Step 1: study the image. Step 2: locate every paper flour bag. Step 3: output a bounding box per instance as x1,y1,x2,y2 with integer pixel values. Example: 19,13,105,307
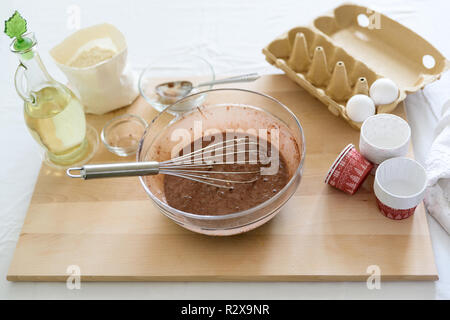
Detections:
50,23,138,114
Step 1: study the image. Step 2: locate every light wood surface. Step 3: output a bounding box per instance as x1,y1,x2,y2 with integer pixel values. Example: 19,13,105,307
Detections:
7,75,438,282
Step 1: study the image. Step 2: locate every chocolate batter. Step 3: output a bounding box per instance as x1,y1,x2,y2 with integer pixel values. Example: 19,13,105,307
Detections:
163,133,289,215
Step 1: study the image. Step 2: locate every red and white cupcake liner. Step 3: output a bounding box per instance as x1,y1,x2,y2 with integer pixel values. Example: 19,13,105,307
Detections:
374,157,427,220
376,199,416,220
325,144,374,195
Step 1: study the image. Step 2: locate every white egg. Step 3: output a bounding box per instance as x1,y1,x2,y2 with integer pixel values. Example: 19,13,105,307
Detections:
346,94,376,123
369,78,399,105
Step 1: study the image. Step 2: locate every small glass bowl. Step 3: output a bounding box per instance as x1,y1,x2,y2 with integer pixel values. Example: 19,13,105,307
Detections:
138,54,215,113
101,114,148,157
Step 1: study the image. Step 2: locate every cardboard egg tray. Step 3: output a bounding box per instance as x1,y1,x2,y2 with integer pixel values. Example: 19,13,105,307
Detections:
263,4,450,129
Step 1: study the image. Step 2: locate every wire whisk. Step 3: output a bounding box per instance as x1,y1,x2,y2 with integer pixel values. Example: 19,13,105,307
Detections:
67,137,269,188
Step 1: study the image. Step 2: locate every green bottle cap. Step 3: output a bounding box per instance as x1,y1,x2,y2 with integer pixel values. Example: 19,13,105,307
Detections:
4,11,33,51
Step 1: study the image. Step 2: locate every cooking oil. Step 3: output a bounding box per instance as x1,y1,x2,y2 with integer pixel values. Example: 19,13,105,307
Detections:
24,86,88,165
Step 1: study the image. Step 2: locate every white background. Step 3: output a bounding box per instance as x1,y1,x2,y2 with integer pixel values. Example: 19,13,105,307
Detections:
0,0,449,299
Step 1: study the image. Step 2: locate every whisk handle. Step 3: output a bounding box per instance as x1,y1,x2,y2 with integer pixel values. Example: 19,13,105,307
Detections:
66,161,160,179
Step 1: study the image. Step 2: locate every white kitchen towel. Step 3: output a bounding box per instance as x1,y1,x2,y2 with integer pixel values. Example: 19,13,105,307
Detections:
424,100,450,234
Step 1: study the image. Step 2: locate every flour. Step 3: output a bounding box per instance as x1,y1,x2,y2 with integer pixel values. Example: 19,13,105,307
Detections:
69,46,116,68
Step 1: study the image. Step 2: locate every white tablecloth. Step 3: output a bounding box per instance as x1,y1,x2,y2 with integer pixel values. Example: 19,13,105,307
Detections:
0,0,449,299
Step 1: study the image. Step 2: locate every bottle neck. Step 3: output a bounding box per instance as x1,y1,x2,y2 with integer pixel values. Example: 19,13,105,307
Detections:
17,48,54,92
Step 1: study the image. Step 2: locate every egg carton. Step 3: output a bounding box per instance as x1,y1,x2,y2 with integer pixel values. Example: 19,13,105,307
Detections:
262,3,450,129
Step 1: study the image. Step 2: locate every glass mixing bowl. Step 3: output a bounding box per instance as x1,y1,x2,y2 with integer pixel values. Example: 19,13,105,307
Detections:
137,88,305,236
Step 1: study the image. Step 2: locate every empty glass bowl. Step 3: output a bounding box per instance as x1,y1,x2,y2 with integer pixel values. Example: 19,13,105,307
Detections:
101,114,148,157
138,54,215,113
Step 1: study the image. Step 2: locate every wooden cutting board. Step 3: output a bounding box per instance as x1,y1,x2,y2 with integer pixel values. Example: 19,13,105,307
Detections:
7,75,437,282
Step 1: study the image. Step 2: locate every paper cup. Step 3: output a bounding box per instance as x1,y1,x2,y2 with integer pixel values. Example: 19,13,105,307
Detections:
360,114,411,164
374,157,427,220
325,144,373,195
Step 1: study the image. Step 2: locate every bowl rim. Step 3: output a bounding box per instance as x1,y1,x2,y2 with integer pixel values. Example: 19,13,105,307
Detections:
137,88,306,221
